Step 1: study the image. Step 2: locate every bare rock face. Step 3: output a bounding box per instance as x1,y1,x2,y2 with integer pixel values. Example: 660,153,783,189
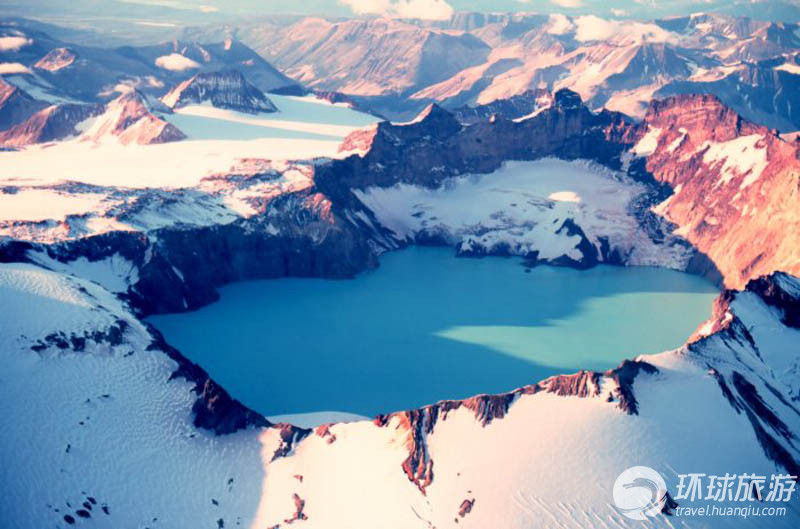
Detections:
243,17,491,97
327,88,630,193
161,69,278,114
637,93,800,288
284,493,308,524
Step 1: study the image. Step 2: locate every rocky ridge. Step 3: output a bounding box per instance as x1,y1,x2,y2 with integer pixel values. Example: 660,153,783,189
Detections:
0,88,186,146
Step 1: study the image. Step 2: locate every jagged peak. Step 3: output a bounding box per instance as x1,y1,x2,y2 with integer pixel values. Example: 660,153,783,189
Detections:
110,87,148,106
401,103,462,136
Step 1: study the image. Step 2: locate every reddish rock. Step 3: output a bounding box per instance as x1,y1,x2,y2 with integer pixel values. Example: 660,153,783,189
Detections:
638,93,800,289
458,498,475,518
283,493,308,524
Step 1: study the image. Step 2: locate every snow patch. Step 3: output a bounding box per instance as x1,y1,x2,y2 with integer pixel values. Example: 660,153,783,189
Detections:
155,53,201,72
548,190,581,203
0,189,113,222
775,62,800,75
0,62,33,75
0,36,32,51
701,134,768,189
632,126,662,157
667,128,688,153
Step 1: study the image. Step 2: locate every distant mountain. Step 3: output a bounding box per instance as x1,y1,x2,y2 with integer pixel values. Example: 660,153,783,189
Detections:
220,17,492,96
0,102,100,146
0,20,301,105
119,38,297,94
656,62,800,132
0,88,185,147
161,69,277,114
212,12,800,130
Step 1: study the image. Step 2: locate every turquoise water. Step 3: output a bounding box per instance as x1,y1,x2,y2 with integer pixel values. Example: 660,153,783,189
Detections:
148,247,718,418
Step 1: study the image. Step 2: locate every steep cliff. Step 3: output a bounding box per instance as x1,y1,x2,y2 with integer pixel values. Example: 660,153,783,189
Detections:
635,93,800,288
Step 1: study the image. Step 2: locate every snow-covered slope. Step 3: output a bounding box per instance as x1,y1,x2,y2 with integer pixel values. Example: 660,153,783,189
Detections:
354,158,685,268
0,91,379,242
0,261,276,528
0,88,185,147
75,89,185,145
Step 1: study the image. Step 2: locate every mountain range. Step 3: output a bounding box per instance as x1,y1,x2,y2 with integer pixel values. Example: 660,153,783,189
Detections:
183,12,800,128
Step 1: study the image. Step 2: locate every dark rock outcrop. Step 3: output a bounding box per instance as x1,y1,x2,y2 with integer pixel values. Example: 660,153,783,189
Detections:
457,498,475,519
161,69,278,114
452,88,552,124
326,88,632,195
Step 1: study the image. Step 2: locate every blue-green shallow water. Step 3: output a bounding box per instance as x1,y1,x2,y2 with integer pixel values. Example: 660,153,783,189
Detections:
148,247,719,418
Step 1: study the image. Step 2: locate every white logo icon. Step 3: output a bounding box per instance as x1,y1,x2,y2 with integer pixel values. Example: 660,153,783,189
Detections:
613,466,669,520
